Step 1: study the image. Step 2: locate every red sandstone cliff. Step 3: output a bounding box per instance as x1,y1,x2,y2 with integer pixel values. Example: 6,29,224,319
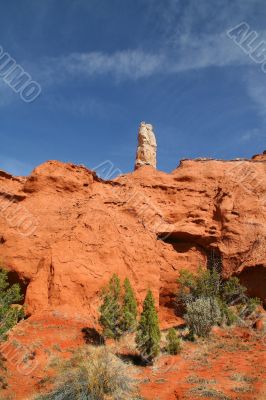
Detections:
0,154,265,324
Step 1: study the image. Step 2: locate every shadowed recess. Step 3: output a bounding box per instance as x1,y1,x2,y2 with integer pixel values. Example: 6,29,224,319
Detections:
238,265,266,307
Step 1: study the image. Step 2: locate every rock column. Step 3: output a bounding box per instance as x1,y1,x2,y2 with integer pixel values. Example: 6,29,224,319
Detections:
135,122,157,169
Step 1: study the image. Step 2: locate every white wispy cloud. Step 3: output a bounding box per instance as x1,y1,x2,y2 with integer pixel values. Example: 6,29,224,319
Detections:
35,50,165,85
35,37,249,87
33,1,263,85
0,0,263,88
0,80,16,106
1,0,265,120
169,33,251,72
239,128,265,142
245,70,266,119
146,0,265,72
63,50,165,79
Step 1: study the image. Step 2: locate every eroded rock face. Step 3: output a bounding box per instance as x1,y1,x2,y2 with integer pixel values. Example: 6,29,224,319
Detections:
135,122,157,169
252,150,266,161
0,156,265,324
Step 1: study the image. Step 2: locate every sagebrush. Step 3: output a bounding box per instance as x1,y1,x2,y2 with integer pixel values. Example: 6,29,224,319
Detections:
185,297,221,337
35,346,137,400
177,267,261,337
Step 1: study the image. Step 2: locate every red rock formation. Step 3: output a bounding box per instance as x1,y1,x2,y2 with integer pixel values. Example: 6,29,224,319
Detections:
0,156,265,324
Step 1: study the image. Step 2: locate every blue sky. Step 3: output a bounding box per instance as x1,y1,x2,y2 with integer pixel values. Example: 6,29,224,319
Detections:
0,0,266,176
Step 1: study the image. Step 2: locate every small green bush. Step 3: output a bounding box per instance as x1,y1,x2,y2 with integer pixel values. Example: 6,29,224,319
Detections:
218,299,238,326
176,267,261,337
221,277,246,304
176,267,221,306
238,297,262,319
0,268,24,341
184,297,221,337
166,328,181,355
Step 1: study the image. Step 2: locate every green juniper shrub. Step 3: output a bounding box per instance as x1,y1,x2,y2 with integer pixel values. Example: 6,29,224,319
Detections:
136,289,161,364
221,277,246,304
176,267,221,306
217,298,238,326
238,297,262,319
177,266,262,337
194,267,221,299
220,278,261,322
120,278,138,334
0,268,24,341
99,274,122,340
225,307,238,326
175,269,196,306
166,328,181,355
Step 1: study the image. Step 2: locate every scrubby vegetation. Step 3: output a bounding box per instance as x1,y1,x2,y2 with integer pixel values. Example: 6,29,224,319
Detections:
1,268,261,400
185,297,221,337
99,274,123,339
35,346,138,400
176,267,261,338
98,268,261,359
120,278,138,333
136,289,161,363
166,328,181,355
99,274,138,340
99,276,162,363
0,268,24,341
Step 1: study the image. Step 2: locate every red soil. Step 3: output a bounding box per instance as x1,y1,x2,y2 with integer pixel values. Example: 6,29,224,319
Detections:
139,328,266,400
0,314,265,399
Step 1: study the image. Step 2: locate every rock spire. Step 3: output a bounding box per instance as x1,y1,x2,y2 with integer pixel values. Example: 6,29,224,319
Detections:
135,122,157,169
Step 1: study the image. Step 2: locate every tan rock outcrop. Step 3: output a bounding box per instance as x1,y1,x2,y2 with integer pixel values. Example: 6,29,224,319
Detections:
0,155,265,324
252,150,266,161
135,122,157,169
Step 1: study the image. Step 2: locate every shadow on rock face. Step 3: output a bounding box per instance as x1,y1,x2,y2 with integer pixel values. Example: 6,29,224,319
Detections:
238,265,266,307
